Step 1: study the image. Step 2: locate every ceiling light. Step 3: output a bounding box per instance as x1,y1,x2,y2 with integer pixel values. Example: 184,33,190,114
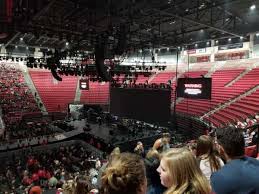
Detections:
250,4,256,10
256,33,259,37
167,47,170,51
195,44,198,47
216,40,219,43
207,42,210,45
15,45,18,48
228,38,231,41
20,37,23,41
66,42,69,46
200,29,204,32
169,20,176,25
26,46,29,50
177,46,181,50
158,48,161,52
240,36,244,40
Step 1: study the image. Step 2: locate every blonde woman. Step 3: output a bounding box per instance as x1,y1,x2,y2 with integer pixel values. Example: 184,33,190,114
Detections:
196,135,224,181
100,152,147,194
157,148,211,194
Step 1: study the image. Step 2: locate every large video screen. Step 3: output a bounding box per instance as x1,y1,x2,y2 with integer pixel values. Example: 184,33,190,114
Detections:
110,88,171,123
177,78,212,99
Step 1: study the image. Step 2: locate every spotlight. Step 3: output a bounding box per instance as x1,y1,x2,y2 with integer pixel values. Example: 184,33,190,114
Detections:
228,38,231,42
250,4,256,10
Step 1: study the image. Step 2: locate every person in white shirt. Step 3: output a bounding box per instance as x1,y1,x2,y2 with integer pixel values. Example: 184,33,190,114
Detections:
196,135,224,182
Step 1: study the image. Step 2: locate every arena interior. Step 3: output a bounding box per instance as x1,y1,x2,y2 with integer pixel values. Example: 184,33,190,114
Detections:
0,0,259,193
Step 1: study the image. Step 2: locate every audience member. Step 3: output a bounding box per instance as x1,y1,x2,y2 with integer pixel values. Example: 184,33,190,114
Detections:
153,133,170,152
74,175,92,194
196,135,224,181
100,152,147,194
211,127,259,194
134,141,145,157
29,186,42,194
157,148,211,194
97,147,121,187
144,148,165,194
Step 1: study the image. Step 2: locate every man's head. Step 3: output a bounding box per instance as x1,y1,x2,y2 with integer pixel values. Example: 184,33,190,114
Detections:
216,127,245,160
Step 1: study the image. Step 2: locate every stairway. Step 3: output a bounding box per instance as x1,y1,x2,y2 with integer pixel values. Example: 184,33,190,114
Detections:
74,77,82,103
22,69,48,114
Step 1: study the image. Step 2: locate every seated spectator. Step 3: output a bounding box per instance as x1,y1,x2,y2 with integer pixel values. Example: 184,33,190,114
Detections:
144,148,165,194
153,133,170,152
100,152,147,194
97,147,121,187
211,127,259,194
29,186,42,194
134,141,145,157
74,175,92,194
157,148,211,194
62,180,75,194
196,135,224,181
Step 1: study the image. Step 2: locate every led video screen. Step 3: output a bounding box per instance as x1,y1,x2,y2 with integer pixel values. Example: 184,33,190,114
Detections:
177,78,212,99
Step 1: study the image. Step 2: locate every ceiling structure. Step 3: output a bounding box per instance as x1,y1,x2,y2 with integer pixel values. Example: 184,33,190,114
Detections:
1,0,259,54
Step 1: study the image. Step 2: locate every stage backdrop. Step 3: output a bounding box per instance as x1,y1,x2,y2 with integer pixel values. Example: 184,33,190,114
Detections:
110,88,171,123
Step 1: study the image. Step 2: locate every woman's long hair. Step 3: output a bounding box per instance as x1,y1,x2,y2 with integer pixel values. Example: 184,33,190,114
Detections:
162,148,211,194
196,135,221,172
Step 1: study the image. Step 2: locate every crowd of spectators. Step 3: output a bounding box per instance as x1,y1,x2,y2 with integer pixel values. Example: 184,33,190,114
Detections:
0,63,40,141
0,63,38,117
0,143,100,194
0,122,258,193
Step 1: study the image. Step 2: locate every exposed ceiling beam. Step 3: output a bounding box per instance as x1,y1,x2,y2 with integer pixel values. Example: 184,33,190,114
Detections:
158,9,242,37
